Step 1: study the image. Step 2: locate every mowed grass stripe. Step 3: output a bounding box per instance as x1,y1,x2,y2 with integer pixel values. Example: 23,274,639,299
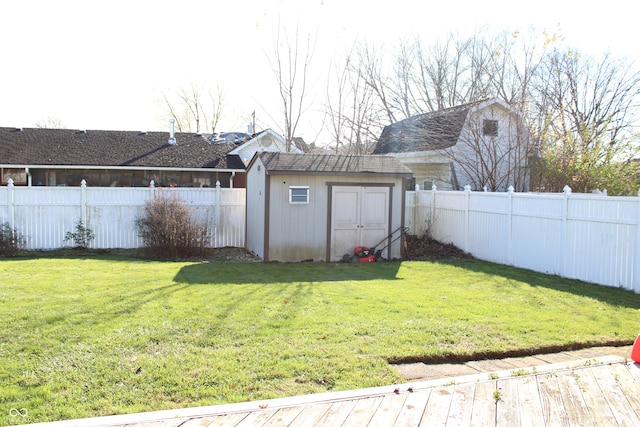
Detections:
1,256,638,424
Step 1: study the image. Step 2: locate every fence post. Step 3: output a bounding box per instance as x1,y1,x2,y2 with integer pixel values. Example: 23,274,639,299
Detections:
215,181,222,248
562,185,572,279
430,183,436,237
507,185,514,265
464,185,471,252
81,179,87,228
7,178,15,229
410,185,418,236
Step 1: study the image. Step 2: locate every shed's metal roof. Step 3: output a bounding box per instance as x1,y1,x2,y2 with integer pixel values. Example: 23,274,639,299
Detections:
258,152,412,175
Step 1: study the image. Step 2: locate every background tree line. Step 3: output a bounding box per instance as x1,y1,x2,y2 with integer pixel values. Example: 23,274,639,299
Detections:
157,26,639,195
324,28,640,195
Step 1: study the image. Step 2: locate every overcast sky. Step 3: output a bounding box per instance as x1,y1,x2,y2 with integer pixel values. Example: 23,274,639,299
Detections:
1,0,638,143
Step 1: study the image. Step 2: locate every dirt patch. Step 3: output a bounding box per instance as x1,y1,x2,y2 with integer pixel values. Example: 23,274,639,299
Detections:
13,239,466,263
404,234,472,260
205,247,262,262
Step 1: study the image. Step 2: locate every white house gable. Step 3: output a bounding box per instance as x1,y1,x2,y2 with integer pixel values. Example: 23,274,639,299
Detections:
452,99,529,191
229,129,302,167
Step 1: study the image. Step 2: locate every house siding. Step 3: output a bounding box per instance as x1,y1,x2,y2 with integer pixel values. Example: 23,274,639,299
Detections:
453,103,530,191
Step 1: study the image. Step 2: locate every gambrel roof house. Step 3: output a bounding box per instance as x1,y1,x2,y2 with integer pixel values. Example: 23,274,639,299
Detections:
0,126,298,188
373,98,531,192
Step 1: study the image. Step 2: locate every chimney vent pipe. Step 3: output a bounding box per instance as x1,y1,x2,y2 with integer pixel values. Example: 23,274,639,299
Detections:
168,119,176,145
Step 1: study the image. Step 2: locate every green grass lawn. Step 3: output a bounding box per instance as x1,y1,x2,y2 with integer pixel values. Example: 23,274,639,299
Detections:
1,255,639,424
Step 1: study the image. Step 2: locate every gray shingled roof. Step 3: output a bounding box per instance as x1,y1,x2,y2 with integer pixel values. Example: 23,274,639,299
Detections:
0,127,245,169
373,100,488,154
258,152,412,175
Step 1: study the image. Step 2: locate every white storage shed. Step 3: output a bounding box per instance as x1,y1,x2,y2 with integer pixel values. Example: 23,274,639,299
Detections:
246,152,413,262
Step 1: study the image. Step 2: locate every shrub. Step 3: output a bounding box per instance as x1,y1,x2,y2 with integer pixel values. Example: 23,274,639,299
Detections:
135,193,211,259
0,222,25,256
64,219,95,249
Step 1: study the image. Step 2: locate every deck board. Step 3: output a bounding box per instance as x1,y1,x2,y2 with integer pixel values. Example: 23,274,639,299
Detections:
368,392,408,426
420,385,454,427
393,390,430,426
27,357,640,427
514,374,545,427
573,367,618,427
233,408,278,427
193,413,248,426
495,377,520,427
537,372,571,426
341,395,383,427
288,402,332,426
446,382,476,426
555,371,594,426
469,380,496,427
314,399,358,426
609,363,640,420
590,364,640,426
261,406,304,426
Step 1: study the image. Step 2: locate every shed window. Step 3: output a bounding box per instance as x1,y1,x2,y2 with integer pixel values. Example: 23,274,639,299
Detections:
483,120,498,137
289,186,309,204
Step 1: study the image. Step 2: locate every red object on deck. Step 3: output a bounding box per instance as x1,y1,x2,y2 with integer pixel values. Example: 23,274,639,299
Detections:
632,335,640,363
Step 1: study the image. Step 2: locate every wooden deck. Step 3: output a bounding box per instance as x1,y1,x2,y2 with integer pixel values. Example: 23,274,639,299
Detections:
30,356,640,427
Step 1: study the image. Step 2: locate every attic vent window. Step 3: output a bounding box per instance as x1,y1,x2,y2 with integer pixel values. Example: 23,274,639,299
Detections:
483,120,498,137
289,186,309,204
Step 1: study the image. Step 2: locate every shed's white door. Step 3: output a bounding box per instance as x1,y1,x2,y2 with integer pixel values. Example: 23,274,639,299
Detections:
331,186,389,261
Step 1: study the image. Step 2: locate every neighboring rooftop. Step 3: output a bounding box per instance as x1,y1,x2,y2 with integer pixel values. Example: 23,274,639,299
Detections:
0,127,247,169
373,99,488,154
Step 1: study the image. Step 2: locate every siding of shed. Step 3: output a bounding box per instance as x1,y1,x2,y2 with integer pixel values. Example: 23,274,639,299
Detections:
267,174,329,262
267,174,406,262
246,158,266,258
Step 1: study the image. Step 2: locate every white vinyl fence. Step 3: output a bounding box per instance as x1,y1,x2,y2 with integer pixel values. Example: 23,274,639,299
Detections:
1,180,245,250
405,186,640,293
4,179,639,293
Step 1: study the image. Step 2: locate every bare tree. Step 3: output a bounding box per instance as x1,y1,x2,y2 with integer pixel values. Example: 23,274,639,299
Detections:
531,49,640,194
162,83,224,134
268,21,316,152
356,43,398,125
403,31,493,113
325,44,383,154
325,53,350,154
